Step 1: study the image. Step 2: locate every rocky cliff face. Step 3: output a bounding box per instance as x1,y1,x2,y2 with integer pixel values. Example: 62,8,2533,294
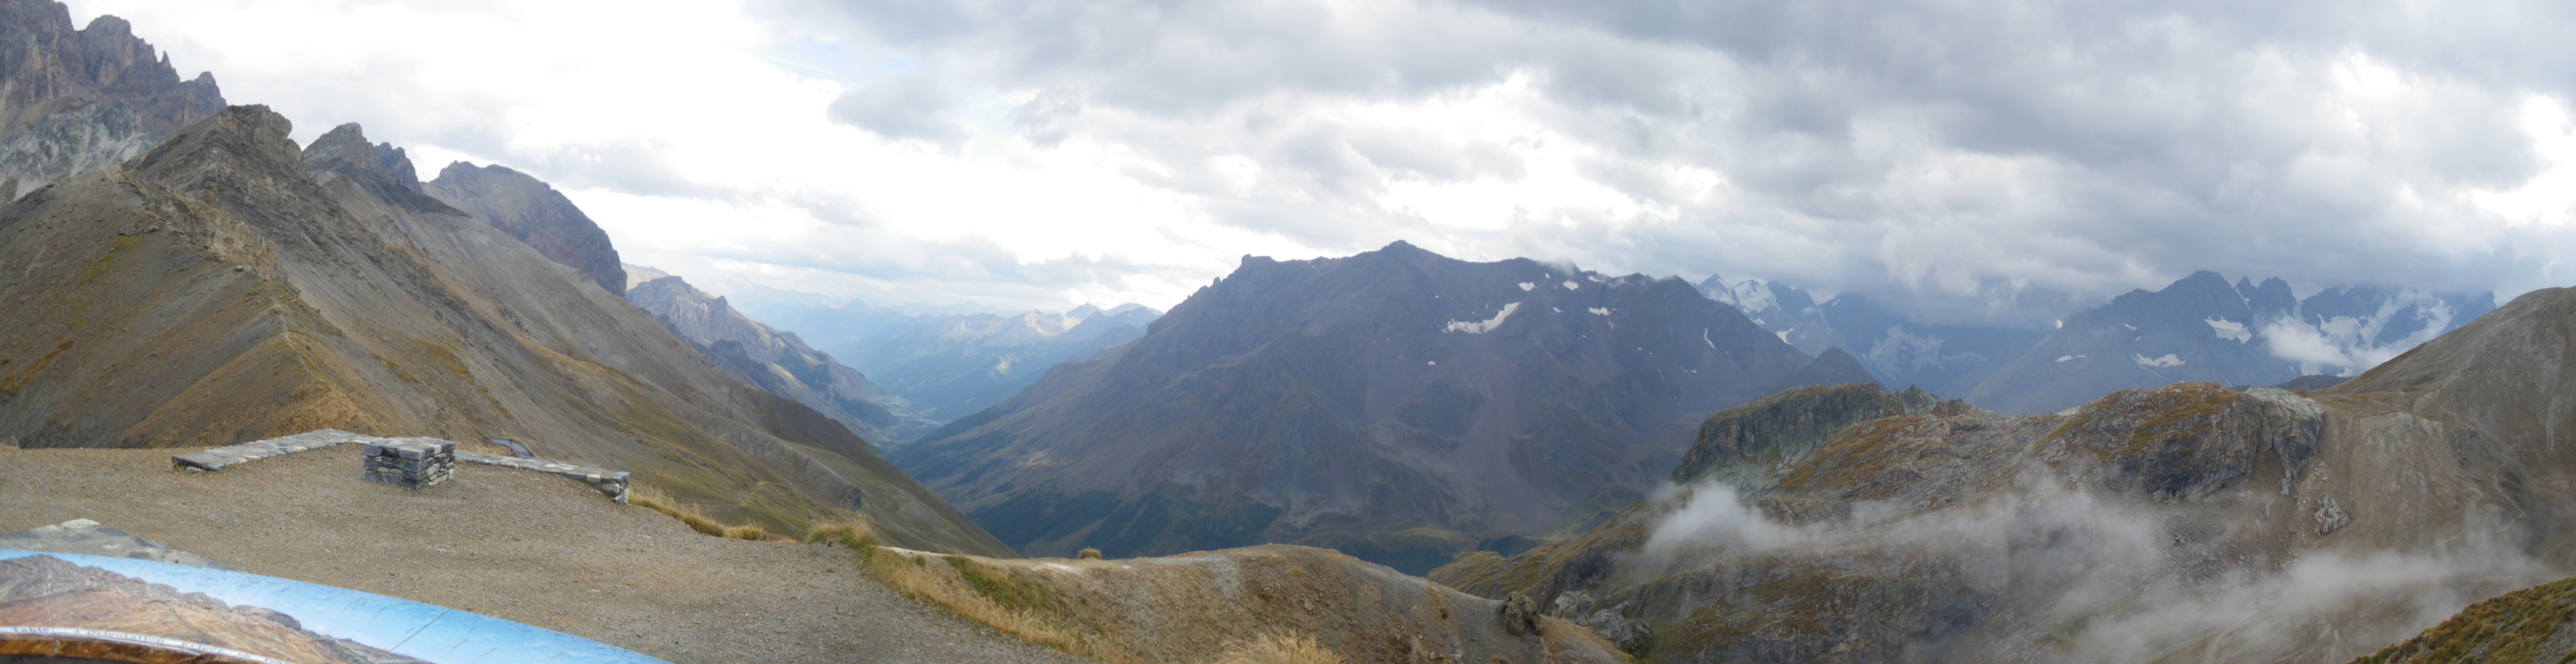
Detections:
420,161,625,296
0,1,223,200
625,273,931,442
893,241,1819,571
1434,285,2576,663
0,106,1008,557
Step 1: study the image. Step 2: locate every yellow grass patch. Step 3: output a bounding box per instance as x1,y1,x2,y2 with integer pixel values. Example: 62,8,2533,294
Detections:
1212,632,1348,664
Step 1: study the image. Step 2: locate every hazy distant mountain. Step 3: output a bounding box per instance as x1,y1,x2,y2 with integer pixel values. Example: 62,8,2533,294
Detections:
0,1,223,200
852,304,1160,421
625,271,937,442
893,241,1841,571
1698,275,1836,354
421,162,624,295
724,288,1165,428
0,107,1008,555
1968,271,2493,413
1696,276,2043,395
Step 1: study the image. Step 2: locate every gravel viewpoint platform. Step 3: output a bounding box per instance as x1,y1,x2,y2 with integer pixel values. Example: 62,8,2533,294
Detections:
0,444,1092,664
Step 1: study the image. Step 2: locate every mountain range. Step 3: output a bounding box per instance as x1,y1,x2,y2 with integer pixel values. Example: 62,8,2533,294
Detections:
1701,271,2492,414
1433,281,2576,662
892,241,1875,572
730,289,1165,434
0,101,1006,556
621,266,932,443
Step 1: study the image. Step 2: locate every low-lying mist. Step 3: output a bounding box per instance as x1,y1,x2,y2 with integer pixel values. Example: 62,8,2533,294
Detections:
1632,478,2552,663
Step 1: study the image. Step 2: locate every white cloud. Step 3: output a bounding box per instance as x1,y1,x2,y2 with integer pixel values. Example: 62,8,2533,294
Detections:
59,0,2576,320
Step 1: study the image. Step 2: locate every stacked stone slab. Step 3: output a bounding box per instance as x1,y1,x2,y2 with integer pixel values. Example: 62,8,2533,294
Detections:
456,451,632,504
361,437,456,489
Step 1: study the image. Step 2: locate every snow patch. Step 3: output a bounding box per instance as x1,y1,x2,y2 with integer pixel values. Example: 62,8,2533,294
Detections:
1518,282,1535,291
2205,317,2252,343
2056,355,2085,363
1444,302,1521,334
1776,330,1790,343
2134,353,2185,368
1702,328,1715,349
1588,307,1610,316
2122,323,2138,331
1562,280,1581,290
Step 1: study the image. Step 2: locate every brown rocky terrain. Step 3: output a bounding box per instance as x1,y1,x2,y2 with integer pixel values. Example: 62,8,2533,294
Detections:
1434,283,2576,663
0,105,1005,555
0,443,1084,664
870,543,1627,664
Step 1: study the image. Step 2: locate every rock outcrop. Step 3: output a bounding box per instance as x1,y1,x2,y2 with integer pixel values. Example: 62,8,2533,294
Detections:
895,241,1819,570
0,1,224,200
421,161,625,295
0,106,1007,556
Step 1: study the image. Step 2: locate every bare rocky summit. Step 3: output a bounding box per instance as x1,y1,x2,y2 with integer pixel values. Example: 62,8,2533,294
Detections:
0,0,224,200
420,161,625,296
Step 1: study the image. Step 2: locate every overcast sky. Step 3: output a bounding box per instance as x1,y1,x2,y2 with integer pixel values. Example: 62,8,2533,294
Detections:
63,0,2576,325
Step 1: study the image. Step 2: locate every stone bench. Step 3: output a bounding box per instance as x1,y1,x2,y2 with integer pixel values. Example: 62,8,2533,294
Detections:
170,430,631,502
455,451,631,504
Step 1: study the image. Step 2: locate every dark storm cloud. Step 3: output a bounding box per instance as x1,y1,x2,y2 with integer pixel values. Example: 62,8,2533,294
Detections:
758,0,2576,324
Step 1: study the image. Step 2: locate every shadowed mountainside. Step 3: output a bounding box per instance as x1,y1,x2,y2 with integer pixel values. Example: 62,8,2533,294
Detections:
894,241,1828,571
0,106,1007,556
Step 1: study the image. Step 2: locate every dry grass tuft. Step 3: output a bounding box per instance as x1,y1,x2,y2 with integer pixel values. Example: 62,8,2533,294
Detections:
1078,548,1103,560
859,547,1138,662
627,483,730,536
723,524,770,541
1213,632,1348,664
806,516,878,548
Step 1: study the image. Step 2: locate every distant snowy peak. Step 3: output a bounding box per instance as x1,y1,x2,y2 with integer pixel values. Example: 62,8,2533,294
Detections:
1696,275,1837,356
1968,270,2495,414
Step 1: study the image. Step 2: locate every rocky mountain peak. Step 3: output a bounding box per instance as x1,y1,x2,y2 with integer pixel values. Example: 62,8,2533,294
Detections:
300,123,458,215
127,104,305,192
371,142,422,194
422,161,625,295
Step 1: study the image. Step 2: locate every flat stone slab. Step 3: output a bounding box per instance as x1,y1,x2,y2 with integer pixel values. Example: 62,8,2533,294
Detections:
171,429,377,471
457,451,629,504
167,429,630,503
0,518,228,570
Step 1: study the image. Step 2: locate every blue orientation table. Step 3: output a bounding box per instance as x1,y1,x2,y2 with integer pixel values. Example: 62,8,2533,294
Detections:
0,549,670,664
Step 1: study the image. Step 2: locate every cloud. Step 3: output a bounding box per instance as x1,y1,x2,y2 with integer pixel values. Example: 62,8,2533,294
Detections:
1640,480,2550,662
63,0,2576,323
827,72,965,146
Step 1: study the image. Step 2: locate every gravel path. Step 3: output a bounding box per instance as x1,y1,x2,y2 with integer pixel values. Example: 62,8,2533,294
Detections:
0,444,1094,664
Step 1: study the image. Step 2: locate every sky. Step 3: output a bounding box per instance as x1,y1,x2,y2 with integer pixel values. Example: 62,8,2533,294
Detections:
60,0,2576,326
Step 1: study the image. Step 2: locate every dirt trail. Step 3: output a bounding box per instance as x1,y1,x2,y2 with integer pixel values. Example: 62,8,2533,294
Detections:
0,444,1091,664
